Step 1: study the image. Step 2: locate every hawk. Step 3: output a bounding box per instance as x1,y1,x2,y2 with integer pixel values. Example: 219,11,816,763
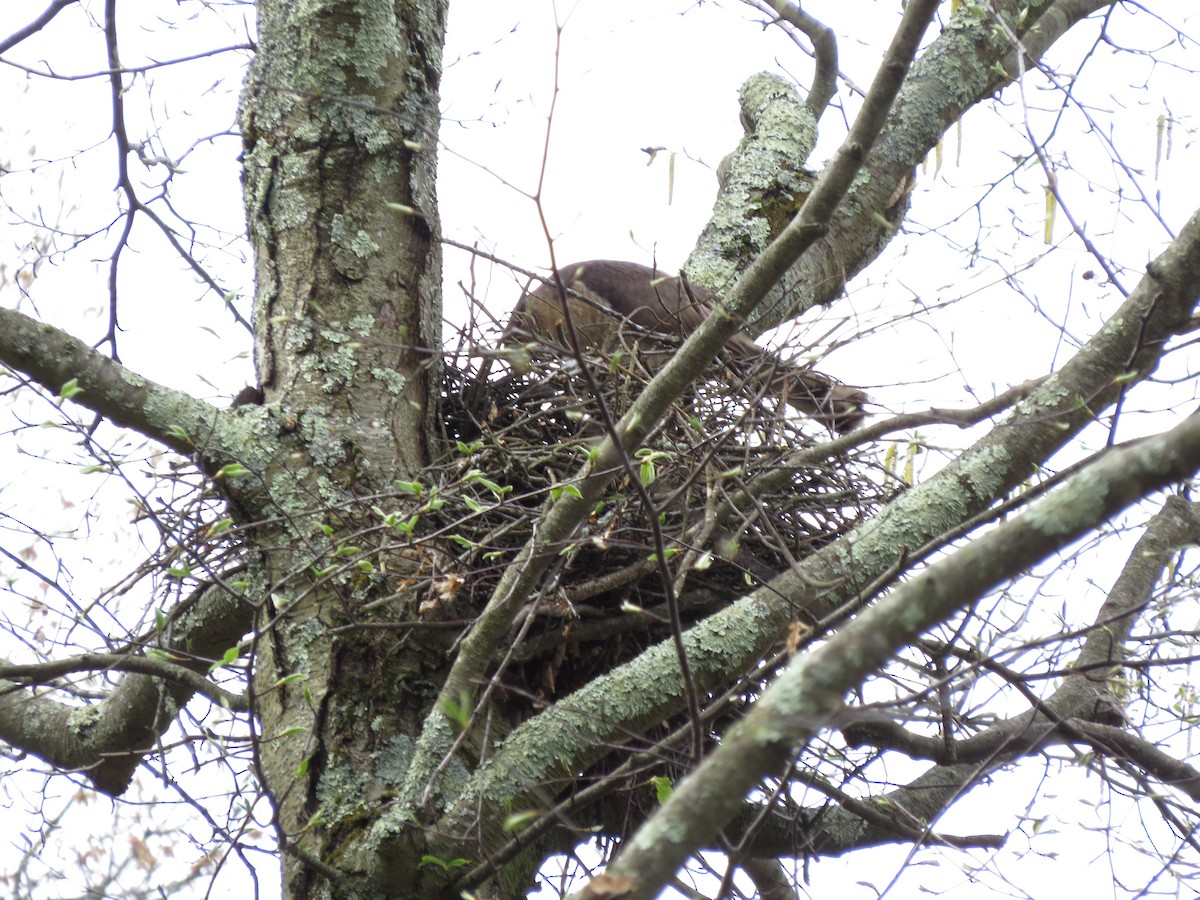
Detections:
504,260,866,433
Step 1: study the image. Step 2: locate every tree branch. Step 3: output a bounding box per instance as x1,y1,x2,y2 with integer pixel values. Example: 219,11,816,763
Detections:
0,306,228,459
0,0,76,55
0,653,248,711
583,406,1200,899
692,0,1118,331
0,577,256,796
750,1,838,120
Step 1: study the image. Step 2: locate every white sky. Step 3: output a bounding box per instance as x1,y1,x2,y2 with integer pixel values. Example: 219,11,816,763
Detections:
0,0,1197,897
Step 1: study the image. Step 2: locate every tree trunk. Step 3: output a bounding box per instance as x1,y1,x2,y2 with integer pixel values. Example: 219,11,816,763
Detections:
238,1,451,895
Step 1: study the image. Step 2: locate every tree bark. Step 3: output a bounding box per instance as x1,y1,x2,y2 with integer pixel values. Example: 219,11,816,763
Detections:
237,1,449,896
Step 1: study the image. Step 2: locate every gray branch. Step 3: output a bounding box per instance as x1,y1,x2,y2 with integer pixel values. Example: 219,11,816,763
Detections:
690,0,1117,332
589,407,1200,899
0,577,256,796
0,306,229,461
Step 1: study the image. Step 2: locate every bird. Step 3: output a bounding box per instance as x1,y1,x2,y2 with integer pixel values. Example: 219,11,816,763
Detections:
503,260,867,433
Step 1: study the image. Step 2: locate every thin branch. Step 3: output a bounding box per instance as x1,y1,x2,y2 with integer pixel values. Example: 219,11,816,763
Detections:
0,0,76,56
0,653,248,711
757,0,839,120
0,43,254,80
1070,721,1200,802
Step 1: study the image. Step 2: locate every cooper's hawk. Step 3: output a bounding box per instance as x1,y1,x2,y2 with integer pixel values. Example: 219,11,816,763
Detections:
504,260,866,433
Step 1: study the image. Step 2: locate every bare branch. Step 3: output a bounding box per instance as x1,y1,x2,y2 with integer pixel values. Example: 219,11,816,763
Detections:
0,306,227,459
0,0,76,56
756,0,839,120
0,577,256,796
0,653,248,712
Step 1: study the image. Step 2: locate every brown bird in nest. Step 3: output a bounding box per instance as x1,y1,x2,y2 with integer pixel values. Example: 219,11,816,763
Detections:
502,260,867,433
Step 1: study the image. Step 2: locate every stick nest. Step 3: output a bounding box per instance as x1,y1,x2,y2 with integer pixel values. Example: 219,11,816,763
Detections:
422,327,897,708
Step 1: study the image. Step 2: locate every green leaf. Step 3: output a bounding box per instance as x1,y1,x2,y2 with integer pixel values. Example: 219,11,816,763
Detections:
550,482,582,502
635,448,671,486
639,457,655,485
208,645,240,673
502,810,539,832
396,479,425,497
214,463,251,480
442,691,473,728
164,424,191,444
58,378,83,400
649,775,673,804
883,441,897,475
480,478,510,498
206,518,233,537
